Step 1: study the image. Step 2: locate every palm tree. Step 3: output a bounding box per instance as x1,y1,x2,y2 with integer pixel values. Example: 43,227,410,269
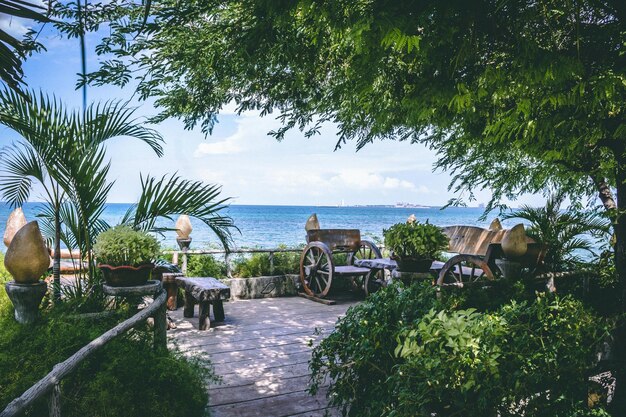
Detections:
0,88,164,299
503,193,609,272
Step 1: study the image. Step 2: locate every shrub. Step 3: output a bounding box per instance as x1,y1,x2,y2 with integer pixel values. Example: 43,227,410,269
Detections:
383,220,448,260
232,248,300,277
0,300,212,417
310,283,610,417
94,226,160,266
187,254,228,278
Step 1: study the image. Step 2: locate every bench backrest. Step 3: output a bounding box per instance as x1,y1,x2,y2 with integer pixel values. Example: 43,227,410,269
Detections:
442,225,537,256
306,229,361,251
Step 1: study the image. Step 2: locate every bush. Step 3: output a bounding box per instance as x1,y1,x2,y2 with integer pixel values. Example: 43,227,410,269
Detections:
0,292,213,417
310,282,610,417
94,226,160,266
232,248,300,277
187,253,228,278
383,220,448,260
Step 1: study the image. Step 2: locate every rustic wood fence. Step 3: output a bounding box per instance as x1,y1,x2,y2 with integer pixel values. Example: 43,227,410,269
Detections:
0,289,167,417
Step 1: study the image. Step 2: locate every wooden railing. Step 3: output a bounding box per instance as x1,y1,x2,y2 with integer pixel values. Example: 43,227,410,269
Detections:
0,289,167,417
166,247,303,277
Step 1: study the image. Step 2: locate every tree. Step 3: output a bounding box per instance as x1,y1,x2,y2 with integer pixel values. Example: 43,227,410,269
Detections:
69,0,625,408
0,88,164,299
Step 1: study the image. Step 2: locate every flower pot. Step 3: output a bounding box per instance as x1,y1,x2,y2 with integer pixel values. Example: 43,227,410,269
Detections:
98,263,154,287
393,256,432,273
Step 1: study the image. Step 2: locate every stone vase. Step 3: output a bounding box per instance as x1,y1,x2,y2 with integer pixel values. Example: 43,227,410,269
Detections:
175,214,193,239
3,207,27,247
501,224,528,259
4,221,50,284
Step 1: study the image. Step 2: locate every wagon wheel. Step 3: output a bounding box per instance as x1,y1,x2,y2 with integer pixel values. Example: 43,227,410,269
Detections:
436,255,497,288
348,240,384,296
300,242,334,298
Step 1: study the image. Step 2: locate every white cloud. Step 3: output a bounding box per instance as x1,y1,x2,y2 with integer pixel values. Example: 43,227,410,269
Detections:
194,140,242,156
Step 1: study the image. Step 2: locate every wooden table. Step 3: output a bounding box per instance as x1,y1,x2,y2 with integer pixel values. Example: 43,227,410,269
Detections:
175,277,230,330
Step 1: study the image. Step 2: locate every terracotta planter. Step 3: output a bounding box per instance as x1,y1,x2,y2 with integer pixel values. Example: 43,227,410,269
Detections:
392,255,432,273
99,263,154,287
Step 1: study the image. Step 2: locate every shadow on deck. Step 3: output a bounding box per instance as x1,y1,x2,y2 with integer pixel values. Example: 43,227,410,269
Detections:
168,295,357,417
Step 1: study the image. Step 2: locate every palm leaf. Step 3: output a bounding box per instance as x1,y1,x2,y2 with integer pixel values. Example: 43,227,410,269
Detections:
123,173,238,251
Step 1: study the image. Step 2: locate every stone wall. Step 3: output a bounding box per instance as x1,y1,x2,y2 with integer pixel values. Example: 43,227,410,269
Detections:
224,274,301,300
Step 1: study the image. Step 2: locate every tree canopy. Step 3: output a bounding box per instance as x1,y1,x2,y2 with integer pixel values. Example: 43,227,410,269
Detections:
83,0,624,211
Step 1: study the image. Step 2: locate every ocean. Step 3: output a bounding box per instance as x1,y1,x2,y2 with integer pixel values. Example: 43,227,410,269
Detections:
1,203,514,250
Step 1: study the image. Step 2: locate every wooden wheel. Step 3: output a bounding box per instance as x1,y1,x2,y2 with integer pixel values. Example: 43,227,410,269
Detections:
300,242,334,297
436,255,497,288
349,240,384,296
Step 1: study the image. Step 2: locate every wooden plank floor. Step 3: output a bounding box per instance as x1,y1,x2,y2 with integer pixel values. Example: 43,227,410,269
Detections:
168,296,357,417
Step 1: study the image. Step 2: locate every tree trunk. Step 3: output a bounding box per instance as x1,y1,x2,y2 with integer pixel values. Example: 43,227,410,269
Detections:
608,168,626,413
53,213,61,302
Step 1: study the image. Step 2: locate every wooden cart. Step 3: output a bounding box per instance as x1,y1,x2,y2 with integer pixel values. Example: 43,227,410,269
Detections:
436,225,545,287
300,229,382,298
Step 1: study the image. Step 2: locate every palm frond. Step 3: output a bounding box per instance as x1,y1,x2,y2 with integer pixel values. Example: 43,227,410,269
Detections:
0,143,45,206
123,173,238,251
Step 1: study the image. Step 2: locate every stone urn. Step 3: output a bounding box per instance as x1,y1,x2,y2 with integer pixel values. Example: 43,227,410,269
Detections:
4,221,50,284
175,214,193,239
501,224,528,259
305,213,320,231
3,207,27,247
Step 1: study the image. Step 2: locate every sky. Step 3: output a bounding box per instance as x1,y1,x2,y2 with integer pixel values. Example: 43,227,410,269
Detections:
0,16,549,208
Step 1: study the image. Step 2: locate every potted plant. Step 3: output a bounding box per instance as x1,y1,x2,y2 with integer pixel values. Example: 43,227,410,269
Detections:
384,217,449,272
94,225,161,287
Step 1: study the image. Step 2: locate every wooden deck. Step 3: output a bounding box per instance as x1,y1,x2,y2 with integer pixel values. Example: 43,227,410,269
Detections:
168,296,357,417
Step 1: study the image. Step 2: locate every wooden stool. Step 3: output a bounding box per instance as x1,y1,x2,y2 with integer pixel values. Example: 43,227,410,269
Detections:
175,277,230,330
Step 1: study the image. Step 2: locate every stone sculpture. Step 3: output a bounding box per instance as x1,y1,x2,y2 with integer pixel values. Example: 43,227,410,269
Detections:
4,221,50,284
305,213,320,231
501,223,528,259
175,214,193,239
3,207,27,247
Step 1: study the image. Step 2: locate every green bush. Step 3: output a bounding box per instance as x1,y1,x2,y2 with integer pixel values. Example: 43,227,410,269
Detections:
94,225,160,266
187,253,228,278
310,282,610,417
0,293,212,417
232,249,300,277
383,220,448,260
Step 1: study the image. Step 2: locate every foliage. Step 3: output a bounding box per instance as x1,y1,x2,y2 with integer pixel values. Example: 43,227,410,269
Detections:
0,88,163,294
93,225,160,266
503,194,609,271
187,253,228,278
310,282,610,417
383,220,448,260
309,281,449,417
0,294,212,417
232,249,300,277
121,173,237,251
0,0,49,92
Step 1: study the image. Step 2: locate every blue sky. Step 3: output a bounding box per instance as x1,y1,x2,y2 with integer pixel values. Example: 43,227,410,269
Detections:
1,17,547,207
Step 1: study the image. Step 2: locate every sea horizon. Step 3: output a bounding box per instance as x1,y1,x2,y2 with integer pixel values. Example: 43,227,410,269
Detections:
0,202,502,250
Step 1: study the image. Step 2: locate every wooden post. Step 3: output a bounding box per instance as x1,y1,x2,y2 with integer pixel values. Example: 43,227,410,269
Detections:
269,252,274,275
225,253,232,278
153,292,167,351
47,383,61,417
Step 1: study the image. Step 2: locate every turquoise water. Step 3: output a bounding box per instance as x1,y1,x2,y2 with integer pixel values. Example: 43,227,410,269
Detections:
1,203,512,249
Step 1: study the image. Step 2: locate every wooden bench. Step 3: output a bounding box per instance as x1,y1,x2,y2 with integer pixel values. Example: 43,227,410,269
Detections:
175,277,230,330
